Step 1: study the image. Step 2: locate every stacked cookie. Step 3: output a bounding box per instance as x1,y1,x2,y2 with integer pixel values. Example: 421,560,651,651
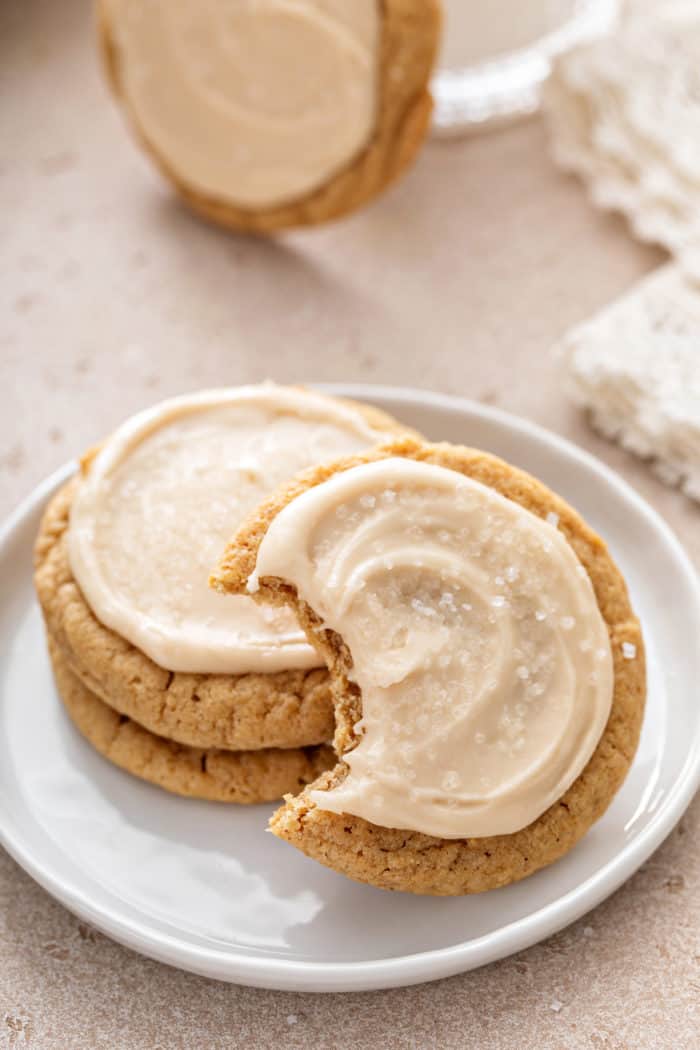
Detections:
34,385,414,804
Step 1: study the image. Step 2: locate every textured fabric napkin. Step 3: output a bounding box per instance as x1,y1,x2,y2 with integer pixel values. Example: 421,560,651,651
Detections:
558,263,700,502
546,2,700,498
544,0,700,281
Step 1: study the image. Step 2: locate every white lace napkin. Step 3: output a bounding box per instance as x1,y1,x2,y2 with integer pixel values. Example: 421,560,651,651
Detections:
544,1,700,280
559,263,700,501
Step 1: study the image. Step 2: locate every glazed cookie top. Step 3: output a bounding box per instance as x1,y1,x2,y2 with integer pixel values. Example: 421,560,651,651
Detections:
102,0,380,208
68,385,399,675
248,457,615,837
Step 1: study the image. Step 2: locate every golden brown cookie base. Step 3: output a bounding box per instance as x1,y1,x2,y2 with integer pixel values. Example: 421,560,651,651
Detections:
33,393,416,752
48,636,334,803
213,438,646,894
98,0,441,233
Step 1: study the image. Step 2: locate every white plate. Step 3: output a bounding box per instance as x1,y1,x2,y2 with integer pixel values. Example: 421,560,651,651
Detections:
1,386,699,993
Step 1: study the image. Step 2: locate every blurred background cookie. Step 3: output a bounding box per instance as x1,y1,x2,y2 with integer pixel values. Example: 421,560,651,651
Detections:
98,0,441,232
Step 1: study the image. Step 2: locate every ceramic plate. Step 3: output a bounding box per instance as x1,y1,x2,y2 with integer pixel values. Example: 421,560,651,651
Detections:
1,385,699,993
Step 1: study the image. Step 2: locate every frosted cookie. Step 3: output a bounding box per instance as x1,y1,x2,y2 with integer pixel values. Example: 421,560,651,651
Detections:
98,0,441,233
48,637,333,803
34,385,415,751
212,438,646,895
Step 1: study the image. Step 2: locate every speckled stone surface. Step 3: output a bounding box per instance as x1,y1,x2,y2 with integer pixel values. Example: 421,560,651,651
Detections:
2,1,699,1047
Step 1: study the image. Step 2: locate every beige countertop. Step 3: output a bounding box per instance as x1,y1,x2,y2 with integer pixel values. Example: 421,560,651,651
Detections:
2,1,699,1047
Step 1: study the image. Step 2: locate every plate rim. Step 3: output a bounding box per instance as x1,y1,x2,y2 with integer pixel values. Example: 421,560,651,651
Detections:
2,384,699,993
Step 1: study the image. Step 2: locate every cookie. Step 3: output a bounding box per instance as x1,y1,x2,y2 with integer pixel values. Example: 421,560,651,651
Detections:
48,636,334,803
212,437,646,894
98,0,441,233
34,388,416,752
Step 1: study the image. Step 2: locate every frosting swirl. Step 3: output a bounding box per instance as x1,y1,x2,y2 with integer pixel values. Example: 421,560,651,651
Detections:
250,457,614,837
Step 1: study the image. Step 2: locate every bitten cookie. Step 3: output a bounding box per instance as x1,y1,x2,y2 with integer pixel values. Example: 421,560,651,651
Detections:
48,637,334,803
212,437,646,895
34,386,416,752
98,0,441,233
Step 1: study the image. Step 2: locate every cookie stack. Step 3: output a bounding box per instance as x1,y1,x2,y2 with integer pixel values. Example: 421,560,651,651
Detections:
36,386,646,894
34,385,413,804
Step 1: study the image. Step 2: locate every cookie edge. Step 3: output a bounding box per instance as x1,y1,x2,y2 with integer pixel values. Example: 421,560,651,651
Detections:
48,634,335,803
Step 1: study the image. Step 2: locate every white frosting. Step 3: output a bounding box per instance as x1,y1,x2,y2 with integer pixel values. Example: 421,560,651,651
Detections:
107,0,380,208
68,385,390,674
251,457,614,838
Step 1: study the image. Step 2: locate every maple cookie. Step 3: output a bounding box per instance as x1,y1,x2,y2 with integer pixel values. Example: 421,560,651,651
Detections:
48,638,333,803
34,385,415,752
98,0,441,233
212,438,646,895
